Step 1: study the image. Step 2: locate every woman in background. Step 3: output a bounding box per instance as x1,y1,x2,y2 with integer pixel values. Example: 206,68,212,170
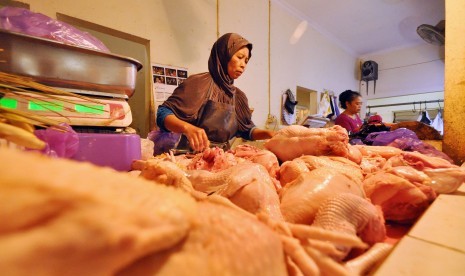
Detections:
334,90,363,134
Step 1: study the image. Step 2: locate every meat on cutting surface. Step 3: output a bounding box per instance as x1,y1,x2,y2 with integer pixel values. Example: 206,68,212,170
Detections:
0,148,290,276
232,144,280,179
118,201,287,276
359,156,387,175
280,167,365,224
188,162,284,221
363,171,435,223
313,193,386,247
0,147,387,276
0,148,197,276
298,155,364,186
264,125,350,162
186,147,242,172
279,158,310,187
355,145,402,159
399,151,456,170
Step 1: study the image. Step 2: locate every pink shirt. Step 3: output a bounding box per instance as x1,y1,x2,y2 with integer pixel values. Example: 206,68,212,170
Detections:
334,113,363,133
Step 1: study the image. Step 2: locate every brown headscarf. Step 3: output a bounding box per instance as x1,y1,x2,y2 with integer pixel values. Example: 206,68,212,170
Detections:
161,33,256,137
208,33,253,96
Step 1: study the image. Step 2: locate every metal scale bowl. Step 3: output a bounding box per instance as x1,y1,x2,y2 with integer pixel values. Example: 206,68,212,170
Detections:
0,29,144,171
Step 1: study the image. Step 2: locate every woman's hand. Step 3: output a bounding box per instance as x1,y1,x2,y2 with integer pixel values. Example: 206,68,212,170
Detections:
163,114,210,152
182,124,210,152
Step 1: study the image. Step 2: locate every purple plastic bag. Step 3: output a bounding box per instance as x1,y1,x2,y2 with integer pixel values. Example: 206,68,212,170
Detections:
388,137,454,163
147,129,181,155
34,124,79,158
0,7,110,52
365,128,418,146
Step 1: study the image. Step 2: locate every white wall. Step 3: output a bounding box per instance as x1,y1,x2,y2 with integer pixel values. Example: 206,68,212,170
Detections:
21,0,359,130
366,91,444,123
359,43,444,100
270,2,359,126
359,43,444,121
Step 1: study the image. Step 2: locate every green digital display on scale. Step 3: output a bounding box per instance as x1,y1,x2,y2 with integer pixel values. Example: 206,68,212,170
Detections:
0,98,18,109
29,101,63,111
75,104,105,115
1,97,107,118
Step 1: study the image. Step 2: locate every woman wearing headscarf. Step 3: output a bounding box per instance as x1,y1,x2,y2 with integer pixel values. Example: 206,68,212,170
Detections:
156,33,275,152
334,90,363,134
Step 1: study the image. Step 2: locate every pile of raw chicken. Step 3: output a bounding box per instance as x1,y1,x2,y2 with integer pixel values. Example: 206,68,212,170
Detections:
1,125,464,276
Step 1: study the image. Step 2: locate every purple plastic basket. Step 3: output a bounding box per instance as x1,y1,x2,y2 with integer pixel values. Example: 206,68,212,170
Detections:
71,133,141,171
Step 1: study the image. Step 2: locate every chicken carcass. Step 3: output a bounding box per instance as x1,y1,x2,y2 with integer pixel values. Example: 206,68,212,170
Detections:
355,145,402,159
298,155,364,186
118,200,287,276
1,148,378,276
187,147,242,172
264,125,350,162
363,171,435,223
383,152,465,194
232,144,280,178
313,193,386,247
279,158,310,187
359,156,386,175
399,151,456,170
0,148,197,276
422,168,465,194
280,167,365,224
187,162,284,221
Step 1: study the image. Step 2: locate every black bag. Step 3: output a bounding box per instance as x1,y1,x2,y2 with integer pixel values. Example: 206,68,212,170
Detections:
284,89,298,114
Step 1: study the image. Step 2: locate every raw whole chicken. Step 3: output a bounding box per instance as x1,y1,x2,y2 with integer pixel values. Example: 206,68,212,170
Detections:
279,158,310,187
355,145,402,159
280,167,365,224
117,200,288,276
313,193,386,247
279,155,364,188
0,148,197,276
298,155,364,186
186,147,242,172
0,148,374,276
232,144,280,179
187,162,284,221
359,156,387,175
383,152,465,194
363,171,436,223
264,125,350,162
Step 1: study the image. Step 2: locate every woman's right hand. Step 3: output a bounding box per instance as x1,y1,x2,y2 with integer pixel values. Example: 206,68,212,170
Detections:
182,123,210,152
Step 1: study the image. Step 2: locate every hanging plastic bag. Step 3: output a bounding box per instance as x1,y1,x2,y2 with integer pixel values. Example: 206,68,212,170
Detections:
33,123,79,158
431,111,444,135
0,7,110,52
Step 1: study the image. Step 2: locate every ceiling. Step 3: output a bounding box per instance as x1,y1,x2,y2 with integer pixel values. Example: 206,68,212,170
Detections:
280,0,445,56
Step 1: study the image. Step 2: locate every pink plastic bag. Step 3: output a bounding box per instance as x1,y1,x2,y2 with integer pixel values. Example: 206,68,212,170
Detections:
34,124,79,158
0,7,110,52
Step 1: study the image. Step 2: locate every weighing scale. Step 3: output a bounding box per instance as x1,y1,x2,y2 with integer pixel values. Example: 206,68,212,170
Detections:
0,90,132,128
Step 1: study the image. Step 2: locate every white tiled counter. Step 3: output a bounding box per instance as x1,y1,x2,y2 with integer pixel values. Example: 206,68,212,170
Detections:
373,184,465,275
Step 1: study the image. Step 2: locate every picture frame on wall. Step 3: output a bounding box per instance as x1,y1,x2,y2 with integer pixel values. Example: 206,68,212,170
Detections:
151,62,188,110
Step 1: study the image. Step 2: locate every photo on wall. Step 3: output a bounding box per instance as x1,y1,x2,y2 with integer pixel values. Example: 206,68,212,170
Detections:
165,68,177,77
166,77,177,86
152,66,164,76
151,62,188,109
153,75,165,84
177,70,188,78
